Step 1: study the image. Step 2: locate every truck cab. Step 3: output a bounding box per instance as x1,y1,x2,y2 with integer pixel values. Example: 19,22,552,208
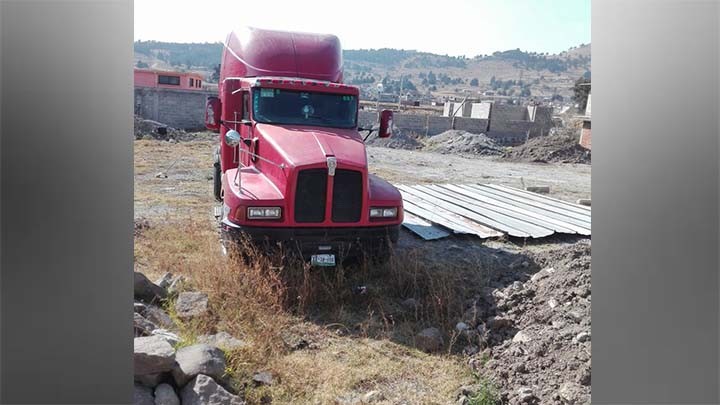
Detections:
205,27,403,264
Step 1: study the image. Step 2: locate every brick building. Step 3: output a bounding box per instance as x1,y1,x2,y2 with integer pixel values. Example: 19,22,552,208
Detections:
134,68,205,91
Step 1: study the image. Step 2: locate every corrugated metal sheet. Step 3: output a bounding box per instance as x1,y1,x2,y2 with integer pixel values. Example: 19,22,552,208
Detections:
399,183,591,240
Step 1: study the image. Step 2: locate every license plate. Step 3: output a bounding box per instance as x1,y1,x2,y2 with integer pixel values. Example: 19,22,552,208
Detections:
311,254,336,267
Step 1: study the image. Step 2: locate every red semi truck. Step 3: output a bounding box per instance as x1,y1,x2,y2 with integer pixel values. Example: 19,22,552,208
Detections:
204,27,403,265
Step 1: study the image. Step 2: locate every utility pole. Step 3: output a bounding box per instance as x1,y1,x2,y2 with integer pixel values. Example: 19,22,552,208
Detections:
397,75,404,111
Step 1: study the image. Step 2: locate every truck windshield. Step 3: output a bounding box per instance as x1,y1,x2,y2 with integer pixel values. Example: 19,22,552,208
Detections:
252,88,357,129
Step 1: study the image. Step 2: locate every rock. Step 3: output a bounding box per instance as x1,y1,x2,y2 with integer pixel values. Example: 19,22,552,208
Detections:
558,382,584,404
135,313,159,336
167,276,186,294
135,373,164,388
134,383,155,405
151,329,181,346
134,335,176,376
512,330,532,343
175,291,208,319
548,298,559,309
576,199,591,206
180,374,245,405
135,272,167,303
526,185,550,193
511,281,523,290
577,366,591,386
487,316,514,330
567,310,583,323
362,390,384,403
252,371,273,386
198,331,246,351
172,344,226,387
154,383,180,405
517,387,536,403
144,305,176,330
155,272,174,289
575,332,591,343
401,298,418,311
135,302,148,313
463,345,479,356
416,327,444,352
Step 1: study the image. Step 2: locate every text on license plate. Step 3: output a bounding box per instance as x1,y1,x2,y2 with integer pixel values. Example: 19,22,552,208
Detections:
311,254,336,266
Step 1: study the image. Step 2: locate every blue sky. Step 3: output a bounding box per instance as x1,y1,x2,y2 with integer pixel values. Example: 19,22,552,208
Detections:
135,0,590,56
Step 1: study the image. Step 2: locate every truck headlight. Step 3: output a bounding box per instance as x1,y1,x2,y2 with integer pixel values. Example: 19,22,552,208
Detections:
370,207,397,218
247,207,281,219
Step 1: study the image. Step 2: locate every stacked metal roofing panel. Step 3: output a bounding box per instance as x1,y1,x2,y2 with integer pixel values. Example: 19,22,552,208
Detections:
398,183,591,240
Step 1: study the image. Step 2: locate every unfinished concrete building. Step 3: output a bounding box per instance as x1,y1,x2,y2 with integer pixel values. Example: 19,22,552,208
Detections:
443,101,554,144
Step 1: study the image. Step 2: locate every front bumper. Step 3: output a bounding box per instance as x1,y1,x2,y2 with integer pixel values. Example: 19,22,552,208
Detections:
220,218,399,257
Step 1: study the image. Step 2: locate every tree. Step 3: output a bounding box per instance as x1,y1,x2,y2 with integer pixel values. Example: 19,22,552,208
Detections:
470,78,479,87
210,64,221,83
135,60,149,68
572,76,591,113
427,71,436,85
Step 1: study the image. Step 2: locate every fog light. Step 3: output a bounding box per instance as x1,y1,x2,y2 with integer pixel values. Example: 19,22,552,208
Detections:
370,207,397,218
247,206,281,219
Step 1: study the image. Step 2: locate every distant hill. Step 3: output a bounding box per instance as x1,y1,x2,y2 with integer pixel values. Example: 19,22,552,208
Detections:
134,41,590,100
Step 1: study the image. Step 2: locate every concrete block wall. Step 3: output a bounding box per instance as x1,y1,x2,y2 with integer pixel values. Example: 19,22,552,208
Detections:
490,119,534,135
490,104,529,122
134,87,217,130
453,117,489,133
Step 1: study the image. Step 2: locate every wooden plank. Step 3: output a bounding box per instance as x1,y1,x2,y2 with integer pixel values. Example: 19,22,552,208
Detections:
449,184,591,234
467,184,591,225
431,184,585,235
402,212,451,240
400,185,548,238
401,194,505,239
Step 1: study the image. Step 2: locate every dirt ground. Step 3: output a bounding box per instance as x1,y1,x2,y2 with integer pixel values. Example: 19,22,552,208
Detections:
134,134,591,404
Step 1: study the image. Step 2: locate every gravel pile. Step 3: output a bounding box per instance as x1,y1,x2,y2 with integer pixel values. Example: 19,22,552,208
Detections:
423,130,505,156
364,127,423,150
460,240,592,404
503,134,591,164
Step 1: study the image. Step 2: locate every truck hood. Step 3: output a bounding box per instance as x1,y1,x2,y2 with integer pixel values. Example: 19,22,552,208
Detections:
255,124,367,169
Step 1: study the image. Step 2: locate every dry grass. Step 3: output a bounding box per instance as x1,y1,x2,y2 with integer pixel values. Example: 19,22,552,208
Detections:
135,218,475,404
134,139,482,403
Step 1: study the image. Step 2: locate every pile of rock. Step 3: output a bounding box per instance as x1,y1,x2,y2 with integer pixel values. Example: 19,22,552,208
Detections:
422,130,505,156
502,133,591,164
459,240,592,404
364,126,424,150
134,115,189,141
133,271,247,404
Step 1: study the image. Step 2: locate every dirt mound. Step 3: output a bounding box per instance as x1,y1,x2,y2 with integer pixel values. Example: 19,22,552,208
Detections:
423,130,504,156
464,240,592,404
134,115,190,141
364,127,423,150
503,133,591,164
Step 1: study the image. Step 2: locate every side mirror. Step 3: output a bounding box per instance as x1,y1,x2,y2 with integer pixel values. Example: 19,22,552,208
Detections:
205,96,221,132
378,110,393,138
224,129,241,147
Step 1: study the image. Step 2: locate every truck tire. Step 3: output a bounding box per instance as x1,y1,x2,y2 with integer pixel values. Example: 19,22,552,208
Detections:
213,146,222,201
